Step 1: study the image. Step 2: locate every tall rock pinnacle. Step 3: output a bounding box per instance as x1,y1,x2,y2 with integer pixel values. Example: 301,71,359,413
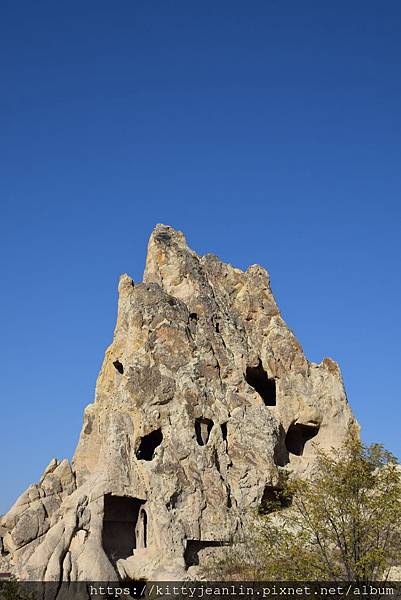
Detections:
0,225,356,581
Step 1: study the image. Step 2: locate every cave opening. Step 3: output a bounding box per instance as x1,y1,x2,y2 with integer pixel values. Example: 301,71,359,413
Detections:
102,495,145,564
195,418,214,446
258,485,292,515
221,422,228,442
113,360,124,374
136,428,163,461
184,540,227,567
273,424,290,467
245,360,276,406
285,423,319,456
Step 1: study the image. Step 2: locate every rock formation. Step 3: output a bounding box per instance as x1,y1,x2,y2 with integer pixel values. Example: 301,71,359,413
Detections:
0,224,356,581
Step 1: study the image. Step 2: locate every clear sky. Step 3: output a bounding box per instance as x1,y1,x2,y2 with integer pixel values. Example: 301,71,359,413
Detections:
1,1,400,514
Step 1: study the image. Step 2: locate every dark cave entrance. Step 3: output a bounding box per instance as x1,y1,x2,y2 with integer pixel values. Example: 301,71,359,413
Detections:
113,360,124,374
184,540,227,567
221,422,228,442
245,360,276,406
135,428,163,461
195,417,214,446
285,423,319,456
102,495,146,564
258,485,292,515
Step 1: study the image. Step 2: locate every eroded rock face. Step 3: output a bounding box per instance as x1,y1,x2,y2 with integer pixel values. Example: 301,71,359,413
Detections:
1,225,356,580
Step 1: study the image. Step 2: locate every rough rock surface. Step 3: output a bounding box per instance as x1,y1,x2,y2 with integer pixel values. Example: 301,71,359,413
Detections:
1,225,356,581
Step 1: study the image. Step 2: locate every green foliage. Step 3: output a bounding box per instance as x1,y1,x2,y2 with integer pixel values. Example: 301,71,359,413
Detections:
0,576,36,600
204,430,401,581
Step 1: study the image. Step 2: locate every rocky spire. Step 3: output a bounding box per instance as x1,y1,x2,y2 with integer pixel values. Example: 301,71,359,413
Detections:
0,225,356,581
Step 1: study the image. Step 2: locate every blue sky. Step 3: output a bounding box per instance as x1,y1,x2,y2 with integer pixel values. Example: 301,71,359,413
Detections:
1,1,400,513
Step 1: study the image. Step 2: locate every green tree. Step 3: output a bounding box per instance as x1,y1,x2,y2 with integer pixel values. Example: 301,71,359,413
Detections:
204,431,401,581
0,577,36,600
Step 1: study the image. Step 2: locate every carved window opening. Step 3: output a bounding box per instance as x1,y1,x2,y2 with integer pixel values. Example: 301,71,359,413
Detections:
189,312,198,322
102,495,144,564
136,428,163,461
113,360,124,374
221,422,228,442
184,540,227,567
195,418,214,446
285,423,319,456
245,360,276,406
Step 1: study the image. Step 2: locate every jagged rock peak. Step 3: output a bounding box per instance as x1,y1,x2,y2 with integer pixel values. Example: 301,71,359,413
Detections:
0,224,356,582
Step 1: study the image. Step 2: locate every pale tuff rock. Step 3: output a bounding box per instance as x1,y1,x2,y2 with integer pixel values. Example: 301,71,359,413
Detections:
0,224,356,581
